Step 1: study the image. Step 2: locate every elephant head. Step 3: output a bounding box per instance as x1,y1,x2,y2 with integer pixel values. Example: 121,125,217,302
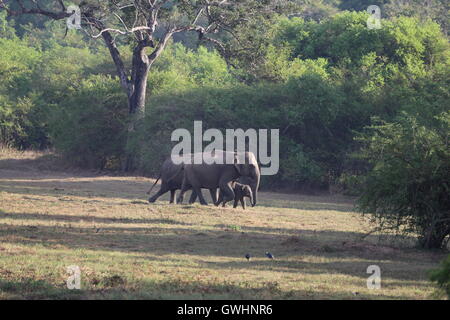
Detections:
234,152,260,207
241,184,254,205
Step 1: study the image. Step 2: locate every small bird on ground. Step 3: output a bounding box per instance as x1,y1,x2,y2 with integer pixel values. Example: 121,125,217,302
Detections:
265,252,274,260
245,253,251,261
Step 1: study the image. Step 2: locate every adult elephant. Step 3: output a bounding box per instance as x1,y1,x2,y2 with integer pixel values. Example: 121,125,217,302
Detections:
147,156,218,204
176,150,260,206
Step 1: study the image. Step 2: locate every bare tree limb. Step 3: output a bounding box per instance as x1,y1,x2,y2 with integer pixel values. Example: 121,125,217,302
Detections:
148,29,173,65
0,0,70,19
92,25,154,38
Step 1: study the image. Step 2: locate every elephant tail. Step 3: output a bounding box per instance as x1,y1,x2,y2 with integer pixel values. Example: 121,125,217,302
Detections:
146,174,161,195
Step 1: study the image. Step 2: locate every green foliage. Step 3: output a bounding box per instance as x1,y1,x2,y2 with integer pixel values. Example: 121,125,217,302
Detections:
139,73,345,189
357,113,450,248
280,144,324,187
4,0,59,36
337,0,388,11
148,43,236,95
49,75,128,169
0,26,120,149
384,0,449,36
0,37,40,89
336,172,365,196
0,11,16,39
293,0,339,21
255,13,449,189
0,36,42,147
263,44,329,81
430,255,450,299
271,13,449,77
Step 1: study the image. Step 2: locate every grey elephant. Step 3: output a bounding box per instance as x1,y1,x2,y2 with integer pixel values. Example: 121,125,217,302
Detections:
147,156,218,204
176,150,260,206
217,181,254,209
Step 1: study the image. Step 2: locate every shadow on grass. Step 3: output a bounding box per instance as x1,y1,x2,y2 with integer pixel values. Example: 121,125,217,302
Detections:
0,177,218,204
0,276,414,300
1,161,356,211
1,211,193,226
0,176,355,211
1,211,444,283
257,195,356,212
0,278,84,300
0,155,99,177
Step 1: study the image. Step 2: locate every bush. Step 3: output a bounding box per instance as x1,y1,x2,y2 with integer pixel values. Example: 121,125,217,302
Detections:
280,143,325,189
336,173,365,196
0,36,41,148
357,113,450,249
430,255,450,299
49,75,128,169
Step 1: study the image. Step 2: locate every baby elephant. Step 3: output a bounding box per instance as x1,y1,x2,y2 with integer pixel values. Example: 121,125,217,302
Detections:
217,182,254,209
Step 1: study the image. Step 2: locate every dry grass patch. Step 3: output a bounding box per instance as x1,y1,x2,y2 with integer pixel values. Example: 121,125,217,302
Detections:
0,149,447,299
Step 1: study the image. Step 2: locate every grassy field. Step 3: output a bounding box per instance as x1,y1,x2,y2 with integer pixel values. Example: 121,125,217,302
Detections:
0,148,447,299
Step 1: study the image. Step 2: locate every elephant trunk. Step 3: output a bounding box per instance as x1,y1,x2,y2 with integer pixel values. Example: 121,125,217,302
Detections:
248,191,254,206
250,175,260,207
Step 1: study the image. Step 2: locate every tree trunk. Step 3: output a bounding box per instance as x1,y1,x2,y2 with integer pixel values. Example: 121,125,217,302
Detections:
420,222,450,249
100,30,173,172
122,44,151,172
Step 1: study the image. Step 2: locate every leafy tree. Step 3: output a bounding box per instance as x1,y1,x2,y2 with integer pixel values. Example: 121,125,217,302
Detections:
291,0,339,22
336,0,388,12
269,13,449,76
385,0,449,36
357,113,450,249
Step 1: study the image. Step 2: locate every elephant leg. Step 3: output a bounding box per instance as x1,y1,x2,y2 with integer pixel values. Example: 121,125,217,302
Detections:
148,183,170,203
193,186,208,205
219,181,235,207
233,199,238,208
188,190,197,204
209,188,218,205
169,190,176,204
241,198,246,210
181,168,207,205
177,179,190,204
215,191,223,207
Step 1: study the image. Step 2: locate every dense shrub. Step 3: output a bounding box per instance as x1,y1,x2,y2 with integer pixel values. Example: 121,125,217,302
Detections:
49,75,128,169
357,113,450,248
0,15,114,149
430,255,450,299
0,36,41,148
139,76,344,189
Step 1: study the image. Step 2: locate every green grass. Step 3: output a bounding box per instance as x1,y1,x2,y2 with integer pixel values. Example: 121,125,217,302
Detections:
0,149,447,299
